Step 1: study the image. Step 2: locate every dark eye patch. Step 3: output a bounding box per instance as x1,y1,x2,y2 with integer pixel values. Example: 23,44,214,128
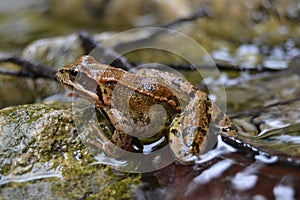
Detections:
69,68,80,82
70,69,79,77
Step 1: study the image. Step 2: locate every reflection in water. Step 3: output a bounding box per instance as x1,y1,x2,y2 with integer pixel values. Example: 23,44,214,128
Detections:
273,184,295,200
149,133,300,199
142,95,300,199
185,159,234,195
231,162,260,191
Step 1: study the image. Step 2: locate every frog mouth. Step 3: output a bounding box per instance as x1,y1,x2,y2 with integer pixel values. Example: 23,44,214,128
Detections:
72,76,104,107
73,82,99,100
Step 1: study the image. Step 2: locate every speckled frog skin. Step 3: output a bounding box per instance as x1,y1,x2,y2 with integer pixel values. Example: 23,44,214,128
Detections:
56,55,236,164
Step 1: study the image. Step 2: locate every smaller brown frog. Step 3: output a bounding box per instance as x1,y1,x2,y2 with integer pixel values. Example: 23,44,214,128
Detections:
56,55,236,164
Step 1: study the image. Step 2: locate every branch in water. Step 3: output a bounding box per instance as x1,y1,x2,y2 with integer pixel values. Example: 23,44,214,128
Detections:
162,8,212,28
0,54,56,80
221,135,300,167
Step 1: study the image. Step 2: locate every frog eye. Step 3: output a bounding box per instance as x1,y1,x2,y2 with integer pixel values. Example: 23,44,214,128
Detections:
70,68,79,77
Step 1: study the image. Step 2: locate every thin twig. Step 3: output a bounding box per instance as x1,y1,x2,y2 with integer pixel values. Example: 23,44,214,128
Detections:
0,54,56,80
167,63,286,72
162,8,212,28
222,135,300,167
101,59,288,72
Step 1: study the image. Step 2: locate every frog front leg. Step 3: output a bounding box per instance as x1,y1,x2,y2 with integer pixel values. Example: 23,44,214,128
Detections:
102,107,144,157
87,125,131,158
88,108,143,158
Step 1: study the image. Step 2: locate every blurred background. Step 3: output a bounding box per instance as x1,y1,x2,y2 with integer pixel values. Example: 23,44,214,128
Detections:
1,0,300,67
1,0,300,109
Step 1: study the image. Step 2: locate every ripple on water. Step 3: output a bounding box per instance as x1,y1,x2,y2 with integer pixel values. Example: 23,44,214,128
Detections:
0,161,62,186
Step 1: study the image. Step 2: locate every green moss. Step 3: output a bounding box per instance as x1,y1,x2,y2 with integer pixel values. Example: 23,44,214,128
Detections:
47,147,141,199
0,103,141,199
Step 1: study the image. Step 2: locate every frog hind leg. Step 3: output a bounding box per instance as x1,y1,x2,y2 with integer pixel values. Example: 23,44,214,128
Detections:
169,114,197,165
169,90,213,164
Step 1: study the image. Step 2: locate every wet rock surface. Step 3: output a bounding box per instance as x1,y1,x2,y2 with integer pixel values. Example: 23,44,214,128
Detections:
0,103,141,199
0,101,299,199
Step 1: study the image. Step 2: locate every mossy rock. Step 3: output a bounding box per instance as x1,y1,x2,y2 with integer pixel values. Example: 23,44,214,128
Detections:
0,103,141,199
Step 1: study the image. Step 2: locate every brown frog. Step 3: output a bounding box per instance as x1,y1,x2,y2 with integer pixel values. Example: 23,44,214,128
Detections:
56,55,236,164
